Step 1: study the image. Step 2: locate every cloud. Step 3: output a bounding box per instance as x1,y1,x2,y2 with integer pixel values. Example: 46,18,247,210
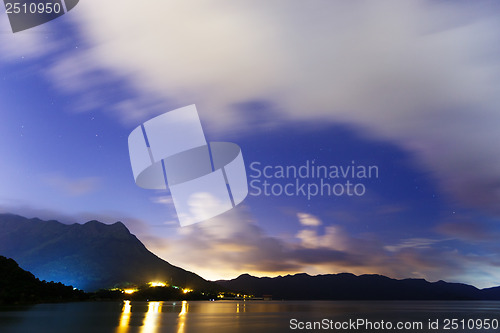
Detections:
0,203,81,224
0,10,60,61
376,205,409,216
151,196,174,205
28,0,498,216
144,204,497,287
160,207,299,277
158,206,373,280
297,212,322,226
179,192,230,226
3,1,498,215
296,226,350,252
384,238,445,252
44,174,100,196
436,220,496,242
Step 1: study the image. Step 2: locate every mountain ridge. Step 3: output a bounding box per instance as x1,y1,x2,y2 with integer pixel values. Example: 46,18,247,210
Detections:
0,213,219,292
216,272,497,300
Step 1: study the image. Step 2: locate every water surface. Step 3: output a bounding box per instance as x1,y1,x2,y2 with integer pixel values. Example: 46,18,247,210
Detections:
1,300,499,332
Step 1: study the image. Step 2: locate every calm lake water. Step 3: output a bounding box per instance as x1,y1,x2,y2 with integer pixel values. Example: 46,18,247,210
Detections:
1,300,500,333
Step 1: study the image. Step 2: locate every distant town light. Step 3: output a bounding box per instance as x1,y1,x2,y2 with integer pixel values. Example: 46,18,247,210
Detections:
182,288,193,294
123,288,138,294
148,281,167,287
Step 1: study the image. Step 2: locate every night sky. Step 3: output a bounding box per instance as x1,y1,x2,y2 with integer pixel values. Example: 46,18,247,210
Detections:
1,1,500,287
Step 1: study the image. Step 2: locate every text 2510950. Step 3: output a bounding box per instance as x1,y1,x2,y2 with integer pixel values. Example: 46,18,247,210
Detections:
5,2,62,14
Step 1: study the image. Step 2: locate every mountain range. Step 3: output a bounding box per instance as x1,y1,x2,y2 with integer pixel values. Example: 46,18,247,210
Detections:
0,213,218,292
217,273,500,300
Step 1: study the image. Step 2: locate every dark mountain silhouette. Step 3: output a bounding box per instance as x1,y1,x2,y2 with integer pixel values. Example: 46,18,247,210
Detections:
0,256,85,304
479,286,500,300
0,213,219,292
216,273,500,300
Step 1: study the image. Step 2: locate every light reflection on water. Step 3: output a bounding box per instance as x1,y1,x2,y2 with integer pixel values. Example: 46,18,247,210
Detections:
2,301,500,333
235,302,246,313
117,300,131,332
177,301,187,333
142,301,162,333
116,300,189,333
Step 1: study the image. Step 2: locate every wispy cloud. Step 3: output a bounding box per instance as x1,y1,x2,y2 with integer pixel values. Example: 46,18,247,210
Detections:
436,220,496,242
44,174,100,196
296,226,350,252
384,238,445,253
297,212,322,227
151,196,174,205
0,11,60,61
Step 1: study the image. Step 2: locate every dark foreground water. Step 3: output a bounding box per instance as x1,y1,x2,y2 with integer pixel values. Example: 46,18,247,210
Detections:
1,300,500,333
